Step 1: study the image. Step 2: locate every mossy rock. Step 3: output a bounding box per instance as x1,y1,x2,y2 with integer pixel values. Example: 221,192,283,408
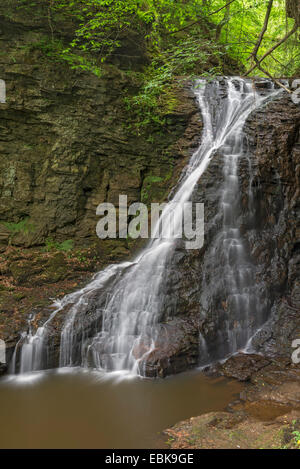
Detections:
141,173,172,205
9,258,44,285
13,292,26,302
38,252,69,284
97,239,130,260
9,252,68,285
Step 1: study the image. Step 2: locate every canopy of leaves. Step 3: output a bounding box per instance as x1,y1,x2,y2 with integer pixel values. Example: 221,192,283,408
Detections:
16,0,299,78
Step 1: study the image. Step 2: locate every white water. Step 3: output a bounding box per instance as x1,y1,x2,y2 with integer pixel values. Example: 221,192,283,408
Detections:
11,77,281,376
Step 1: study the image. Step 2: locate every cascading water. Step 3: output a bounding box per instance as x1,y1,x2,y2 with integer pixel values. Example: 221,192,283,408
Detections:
198,80,274,365
11,77,282,376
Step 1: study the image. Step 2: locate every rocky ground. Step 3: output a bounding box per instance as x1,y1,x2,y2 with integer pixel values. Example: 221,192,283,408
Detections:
164,354,300,449
0,244,104,368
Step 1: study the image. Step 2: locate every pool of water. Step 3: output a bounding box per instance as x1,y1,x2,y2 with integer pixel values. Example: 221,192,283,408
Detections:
0,368,242,448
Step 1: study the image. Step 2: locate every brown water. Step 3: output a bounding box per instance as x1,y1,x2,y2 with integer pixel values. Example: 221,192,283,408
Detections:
0,368,242,448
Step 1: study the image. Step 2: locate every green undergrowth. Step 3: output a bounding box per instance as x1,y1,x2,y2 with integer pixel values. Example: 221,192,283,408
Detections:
124,37,224,134
2,218,35,234
44,238,74,252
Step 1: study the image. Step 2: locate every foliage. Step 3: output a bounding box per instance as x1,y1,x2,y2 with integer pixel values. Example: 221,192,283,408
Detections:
1,217,35,245
207,0,299,77
26,36,101,74
124,35,224,132
14,0,299,77
292,430,300,447
44,237,74,252
2,218,35,234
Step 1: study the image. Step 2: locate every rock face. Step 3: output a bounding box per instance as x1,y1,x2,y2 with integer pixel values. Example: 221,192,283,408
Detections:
0,3,201,251
242,95,300,358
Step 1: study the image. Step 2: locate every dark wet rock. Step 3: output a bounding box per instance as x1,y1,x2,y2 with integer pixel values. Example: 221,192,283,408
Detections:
0,363,7,376
157,92,300,375
253,80,272,89
241,95,300,358
213,353,271,381
140,90,299,378
138,316,200,378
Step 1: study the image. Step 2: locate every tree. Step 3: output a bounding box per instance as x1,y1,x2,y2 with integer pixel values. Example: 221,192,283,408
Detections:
14,1,300,87
245,0,299,85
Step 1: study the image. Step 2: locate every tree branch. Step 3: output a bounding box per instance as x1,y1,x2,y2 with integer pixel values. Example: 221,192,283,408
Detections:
255,62,292,93
243,0,296,92
166,0,237,36
215,1,231,41
205,0,237,18
248,0,273,60
245,23,298,76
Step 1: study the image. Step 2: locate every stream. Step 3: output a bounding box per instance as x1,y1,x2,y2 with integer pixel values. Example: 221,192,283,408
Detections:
0,369,241,448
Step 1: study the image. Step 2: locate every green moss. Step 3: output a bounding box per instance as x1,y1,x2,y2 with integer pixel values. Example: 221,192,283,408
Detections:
0,285,12,292
13,292,26,302
44,238,74,252
141,170,174,204
1,218,35,246
141,175,163,203
44,253,69,283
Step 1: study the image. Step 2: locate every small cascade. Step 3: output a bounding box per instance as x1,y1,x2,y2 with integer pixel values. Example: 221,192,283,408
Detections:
10,314,44,373
11,77,282,376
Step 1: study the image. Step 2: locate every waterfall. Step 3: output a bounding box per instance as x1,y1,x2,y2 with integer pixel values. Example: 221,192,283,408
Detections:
12,77,282,376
